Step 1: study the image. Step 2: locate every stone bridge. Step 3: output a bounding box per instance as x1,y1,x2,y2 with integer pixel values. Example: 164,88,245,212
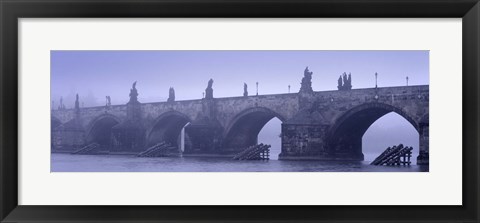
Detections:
51,69,429,164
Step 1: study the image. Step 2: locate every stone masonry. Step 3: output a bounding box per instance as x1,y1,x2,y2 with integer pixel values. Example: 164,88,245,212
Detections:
51,71,429,164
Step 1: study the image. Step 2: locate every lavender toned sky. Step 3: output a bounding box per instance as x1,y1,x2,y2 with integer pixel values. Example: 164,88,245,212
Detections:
51,50,428,107
51,50,428,161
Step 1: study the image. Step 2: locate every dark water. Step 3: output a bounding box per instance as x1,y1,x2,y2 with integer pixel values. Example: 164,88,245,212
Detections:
51,153,428,172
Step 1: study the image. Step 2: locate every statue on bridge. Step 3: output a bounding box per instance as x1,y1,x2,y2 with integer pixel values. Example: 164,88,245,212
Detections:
167,87,175,102
126,81,142,120
348,73,352,89
337,76,342,89
75,94,79,109
205,78,214,99
75,94,80,115
105,96,111,107
299,66,313,93
337,72,352,91
243,83,248,97
129,81,139,103
58,97,65,110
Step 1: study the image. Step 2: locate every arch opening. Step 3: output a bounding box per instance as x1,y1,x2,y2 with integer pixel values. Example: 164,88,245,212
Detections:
258,117,282,160
328,103,419,161
363,112,419,164
223,108,284,154
147,112,191,149
87,116,120,148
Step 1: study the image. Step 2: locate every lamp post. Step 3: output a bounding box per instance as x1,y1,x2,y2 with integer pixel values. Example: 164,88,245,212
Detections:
375,72,378,88
256,82,259,96
406,76,409,86
288,85,291,93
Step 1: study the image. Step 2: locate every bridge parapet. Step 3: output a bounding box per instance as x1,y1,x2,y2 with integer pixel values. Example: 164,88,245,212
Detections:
311,85,429,126
52,105,127,127
142,100,203,126
215,93,299,128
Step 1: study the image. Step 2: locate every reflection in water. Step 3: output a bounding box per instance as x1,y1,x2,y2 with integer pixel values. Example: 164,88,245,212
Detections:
51,153,428,172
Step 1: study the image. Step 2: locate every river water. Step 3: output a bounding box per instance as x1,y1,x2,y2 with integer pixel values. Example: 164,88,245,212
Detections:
51,153,428,172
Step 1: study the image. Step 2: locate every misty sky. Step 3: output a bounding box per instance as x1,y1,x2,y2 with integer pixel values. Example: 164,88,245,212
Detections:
51,50,428,161
51,50,428,107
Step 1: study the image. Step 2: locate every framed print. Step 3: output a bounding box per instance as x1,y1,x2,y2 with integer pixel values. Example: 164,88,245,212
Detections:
1,0,479,222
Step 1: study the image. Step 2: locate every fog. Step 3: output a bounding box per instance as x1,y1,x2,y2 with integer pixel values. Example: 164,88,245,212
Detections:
52,50,427,162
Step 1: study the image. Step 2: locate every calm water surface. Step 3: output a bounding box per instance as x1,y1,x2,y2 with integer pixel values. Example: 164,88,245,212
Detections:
51,153,428,172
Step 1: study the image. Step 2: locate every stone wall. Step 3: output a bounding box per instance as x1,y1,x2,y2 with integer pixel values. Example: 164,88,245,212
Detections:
51,85,429,163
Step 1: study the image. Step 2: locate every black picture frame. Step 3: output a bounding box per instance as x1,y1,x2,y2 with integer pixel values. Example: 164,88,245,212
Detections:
1,0,479,222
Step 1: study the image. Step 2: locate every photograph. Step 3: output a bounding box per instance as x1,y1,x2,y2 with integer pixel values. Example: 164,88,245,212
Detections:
3,0,478,221
50,50,429,172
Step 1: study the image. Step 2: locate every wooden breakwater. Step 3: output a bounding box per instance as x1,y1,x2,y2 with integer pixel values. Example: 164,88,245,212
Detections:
232,144,271,160
137,141,181,157
72,143,100,154
370,144,413,166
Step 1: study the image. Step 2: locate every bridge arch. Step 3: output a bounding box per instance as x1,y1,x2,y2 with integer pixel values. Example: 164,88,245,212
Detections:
327,102,419,160
86,114,121,147
146,111,191,147
223,107,286,151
